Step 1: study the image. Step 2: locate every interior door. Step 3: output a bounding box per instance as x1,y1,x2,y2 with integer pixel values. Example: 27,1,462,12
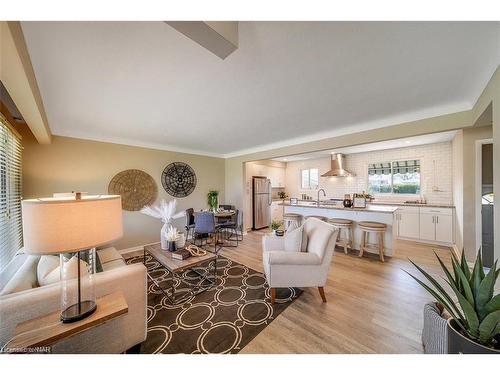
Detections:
419,213,435,241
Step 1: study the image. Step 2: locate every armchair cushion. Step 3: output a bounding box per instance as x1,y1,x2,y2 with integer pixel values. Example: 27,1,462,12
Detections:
304,218,336,259
264,250,322,266
284,225,303,253
262,235,285,252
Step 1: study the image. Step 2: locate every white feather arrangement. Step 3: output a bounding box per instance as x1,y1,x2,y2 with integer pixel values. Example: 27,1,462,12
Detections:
141,199,186,250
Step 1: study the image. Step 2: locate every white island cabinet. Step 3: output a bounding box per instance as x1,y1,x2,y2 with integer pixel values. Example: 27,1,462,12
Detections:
282,203,397,257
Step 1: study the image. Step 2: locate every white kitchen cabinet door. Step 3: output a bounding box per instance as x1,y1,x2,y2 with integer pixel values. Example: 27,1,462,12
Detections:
419,213,436,241
435,214,453,244
398,212,420,239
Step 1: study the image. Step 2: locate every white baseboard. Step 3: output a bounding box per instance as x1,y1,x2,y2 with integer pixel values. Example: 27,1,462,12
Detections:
118,242,157,255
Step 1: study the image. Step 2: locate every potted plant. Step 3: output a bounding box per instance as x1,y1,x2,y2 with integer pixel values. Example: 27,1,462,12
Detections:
207,190,219,212
165,226,179,252
277,191,288,202
406,250,500,353
270,220,282,235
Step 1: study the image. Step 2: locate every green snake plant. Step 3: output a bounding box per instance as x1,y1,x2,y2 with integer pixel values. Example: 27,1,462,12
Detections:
406,250,500,349
207,190,219,211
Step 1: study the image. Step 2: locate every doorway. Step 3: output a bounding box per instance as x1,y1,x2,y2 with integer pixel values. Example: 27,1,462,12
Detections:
479,142,494,267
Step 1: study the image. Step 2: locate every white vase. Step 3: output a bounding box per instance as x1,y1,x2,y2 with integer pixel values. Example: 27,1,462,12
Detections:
160,223,169,250
175,233,186,249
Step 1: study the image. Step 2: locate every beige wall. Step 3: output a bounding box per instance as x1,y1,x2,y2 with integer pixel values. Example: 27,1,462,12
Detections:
460,126,493,259
19,128,225,250
471,65,499,266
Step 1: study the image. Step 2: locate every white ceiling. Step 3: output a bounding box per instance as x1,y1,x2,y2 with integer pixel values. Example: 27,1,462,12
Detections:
271,130,458,162
21,22,500,157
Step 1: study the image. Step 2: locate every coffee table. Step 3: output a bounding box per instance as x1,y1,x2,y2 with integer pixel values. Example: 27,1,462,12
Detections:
143,242,217,304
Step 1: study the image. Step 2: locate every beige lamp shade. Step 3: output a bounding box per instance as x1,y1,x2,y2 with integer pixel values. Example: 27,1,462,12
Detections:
22,195,123,255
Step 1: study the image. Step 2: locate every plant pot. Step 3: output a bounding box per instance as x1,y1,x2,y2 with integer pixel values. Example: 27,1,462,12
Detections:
447,318,500,354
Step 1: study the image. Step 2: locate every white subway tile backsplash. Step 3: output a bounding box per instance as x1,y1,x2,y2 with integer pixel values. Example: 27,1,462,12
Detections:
285,142,453,205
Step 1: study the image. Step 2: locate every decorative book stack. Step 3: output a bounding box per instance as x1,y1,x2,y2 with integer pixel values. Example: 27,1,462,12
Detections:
171,249,191,260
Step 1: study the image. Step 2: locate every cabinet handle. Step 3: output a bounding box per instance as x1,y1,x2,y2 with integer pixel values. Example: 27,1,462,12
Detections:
436,216,439,224
432,216,435,223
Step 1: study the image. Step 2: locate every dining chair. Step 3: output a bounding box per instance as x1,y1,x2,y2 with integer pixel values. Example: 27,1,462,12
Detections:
185,208,195,240
219,209,243,247
193,211,222,254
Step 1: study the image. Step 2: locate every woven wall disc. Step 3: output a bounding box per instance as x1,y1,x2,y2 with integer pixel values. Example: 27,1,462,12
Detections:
161,162,197,198
108,169,157,211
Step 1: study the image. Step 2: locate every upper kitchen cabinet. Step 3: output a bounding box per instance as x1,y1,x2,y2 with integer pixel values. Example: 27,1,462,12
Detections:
269,167,286,188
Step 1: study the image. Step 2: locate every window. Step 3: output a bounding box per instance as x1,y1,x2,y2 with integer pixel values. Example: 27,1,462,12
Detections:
301,168,319,189
0,114,23,271
368,160,420,195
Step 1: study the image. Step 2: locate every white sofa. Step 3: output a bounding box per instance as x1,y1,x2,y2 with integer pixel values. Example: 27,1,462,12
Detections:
262,218,339,303
0,248,147,353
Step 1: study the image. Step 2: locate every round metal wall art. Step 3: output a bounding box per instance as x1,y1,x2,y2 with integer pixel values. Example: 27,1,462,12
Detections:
108,169,157,211
161,162,197,198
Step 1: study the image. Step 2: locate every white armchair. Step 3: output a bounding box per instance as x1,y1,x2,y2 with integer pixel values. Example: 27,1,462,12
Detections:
262,218,339,304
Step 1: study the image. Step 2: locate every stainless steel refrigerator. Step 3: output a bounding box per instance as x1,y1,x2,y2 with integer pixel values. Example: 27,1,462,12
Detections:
252,176,271,230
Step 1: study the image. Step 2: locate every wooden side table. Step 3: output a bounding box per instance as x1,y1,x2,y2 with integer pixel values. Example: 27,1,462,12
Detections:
4,291,128,352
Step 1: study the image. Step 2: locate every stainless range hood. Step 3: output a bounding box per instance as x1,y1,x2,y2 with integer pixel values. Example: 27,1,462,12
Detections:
321,153,355,177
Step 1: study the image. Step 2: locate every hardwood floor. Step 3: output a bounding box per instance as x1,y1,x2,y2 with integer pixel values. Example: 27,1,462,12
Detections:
219,230,454,354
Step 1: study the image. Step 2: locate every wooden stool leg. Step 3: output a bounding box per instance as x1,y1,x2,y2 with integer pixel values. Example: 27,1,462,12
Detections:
348,226,353,251
359,231,365,258
379,232,385,262
318,286,327,302
270,288,276,304
342,228,348,254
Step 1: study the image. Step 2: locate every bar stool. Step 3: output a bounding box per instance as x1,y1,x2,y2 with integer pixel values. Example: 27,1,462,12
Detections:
304,215,328,222
358,221,387,262
328,218,354,254
283,213,303,231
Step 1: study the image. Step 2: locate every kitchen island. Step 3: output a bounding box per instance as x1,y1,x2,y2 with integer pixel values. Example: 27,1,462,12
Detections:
280,202,398,256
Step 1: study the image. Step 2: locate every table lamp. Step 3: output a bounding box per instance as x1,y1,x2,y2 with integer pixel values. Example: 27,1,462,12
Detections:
22,194,123,323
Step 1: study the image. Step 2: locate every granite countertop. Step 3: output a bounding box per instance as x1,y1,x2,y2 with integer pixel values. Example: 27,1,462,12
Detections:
279,202,398,213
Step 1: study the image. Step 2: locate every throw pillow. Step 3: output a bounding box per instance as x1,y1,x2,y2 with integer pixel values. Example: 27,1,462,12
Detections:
284,225,303,252
37,255,61,286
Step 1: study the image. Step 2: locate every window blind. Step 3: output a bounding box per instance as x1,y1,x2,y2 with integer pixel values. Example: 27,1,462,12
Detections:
0,113,23,272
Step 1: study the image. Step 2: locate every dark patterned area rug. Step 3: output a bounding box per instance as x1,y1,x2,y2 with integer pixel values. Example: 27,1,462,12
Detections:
126,254,301,354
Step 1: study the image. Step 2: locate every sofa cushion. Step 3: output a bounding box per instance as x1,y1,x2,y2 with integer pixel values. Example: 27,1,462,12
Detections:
37,255,60,286
0,255,40,296
284,225,303,252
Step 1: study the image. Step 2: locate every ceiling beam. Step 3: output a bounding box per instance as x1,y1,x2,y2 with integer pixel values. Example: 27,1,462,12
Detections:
0,21,51,144
165,21,238,60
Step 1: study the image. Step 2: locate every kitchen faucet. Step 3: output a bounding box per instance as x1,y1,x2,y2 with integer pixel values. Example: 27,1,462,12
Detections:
317,189,326,206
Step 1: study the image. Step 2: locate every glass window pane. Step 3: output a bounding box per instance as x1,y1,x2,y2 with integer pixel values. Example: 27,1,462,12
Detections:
368,166,392,194
309,169,319,189
392,160,420,194
301,169,309,189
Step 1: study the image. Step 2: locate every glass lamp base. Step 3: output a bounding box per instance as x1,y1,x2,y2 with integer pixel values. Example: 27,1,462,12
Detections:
60,300,97,323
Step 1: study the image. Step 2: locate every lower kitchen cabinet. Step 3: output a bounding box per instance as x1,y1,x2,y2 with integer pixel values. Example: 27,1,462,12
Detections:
395,207,420,239
271,201,283,222
435,213,453,243
419,213,436,241
395,206,454,245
